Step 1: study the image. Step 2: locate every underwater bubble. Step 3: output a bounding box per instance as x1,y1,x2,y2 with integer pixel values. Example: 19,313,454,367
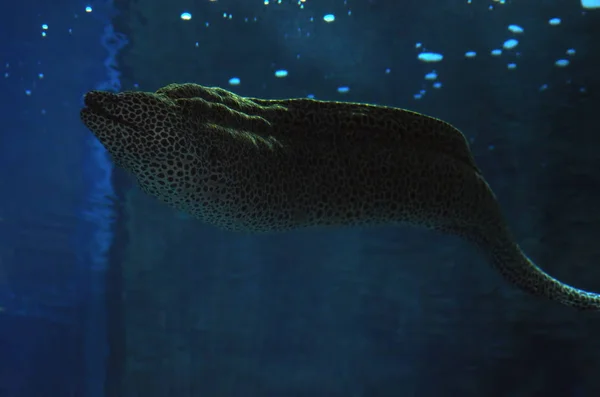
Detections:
433,82,442,89
323,14,335,22
566,48,576,55
85,6,92,12
465,51,477,58
274,69,288,78
503,39,518,49
508,24,524,33
555,59,569,67
507,63,517,69
337,86,350,93
418,52,443,62
424,71,438,80
180,12,192,21
491,49,502,56
228,77,241,85
581,0,600,8
548,17,561,25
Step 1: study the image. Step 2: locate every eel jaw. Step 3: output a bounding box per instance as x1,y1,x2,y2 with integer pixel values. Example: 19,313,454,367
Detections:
81,91,137,130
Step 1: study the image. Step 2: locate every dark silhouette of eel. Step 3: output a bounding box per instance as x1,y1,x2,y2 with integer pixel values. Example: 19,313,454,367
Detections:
80,83,600,310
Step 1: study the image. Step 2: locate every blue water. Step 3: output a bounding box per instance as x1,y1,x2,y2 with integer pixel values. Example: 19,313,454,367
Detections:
1,0,600,396
1,0,115,395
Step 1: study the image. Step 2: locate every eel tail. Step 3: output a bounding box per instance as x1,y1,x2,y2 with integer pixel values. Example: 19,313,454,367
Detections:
485,235,600,310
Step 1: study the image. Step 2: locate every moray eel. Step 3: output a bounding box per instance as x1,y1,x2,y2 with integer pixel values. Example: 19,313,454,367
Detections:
80,82,600,310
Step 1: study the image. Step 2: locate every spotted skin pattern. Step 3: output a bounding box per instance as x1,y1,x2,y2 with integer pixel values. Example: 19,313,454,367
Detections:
80,83,600,310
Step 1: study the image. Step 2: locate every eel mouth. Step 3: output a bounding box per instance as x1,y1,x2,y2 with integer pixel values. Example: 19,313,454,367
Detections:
80,91,137,130
82,91,116,118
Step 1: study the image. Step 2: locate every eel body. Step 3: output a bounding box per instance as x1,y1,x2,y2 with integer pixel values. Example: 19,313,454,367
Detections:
80,83,600,310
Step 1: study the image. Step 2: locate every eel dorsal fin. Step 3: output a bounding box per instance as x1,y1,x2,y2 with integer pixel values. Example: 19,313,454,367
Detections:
157,83,480,174
260,98,481,175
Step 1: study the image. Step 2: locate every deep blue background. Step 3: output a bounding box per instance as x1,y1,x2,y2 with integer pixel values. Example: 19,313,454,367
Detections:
0,1,112,395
